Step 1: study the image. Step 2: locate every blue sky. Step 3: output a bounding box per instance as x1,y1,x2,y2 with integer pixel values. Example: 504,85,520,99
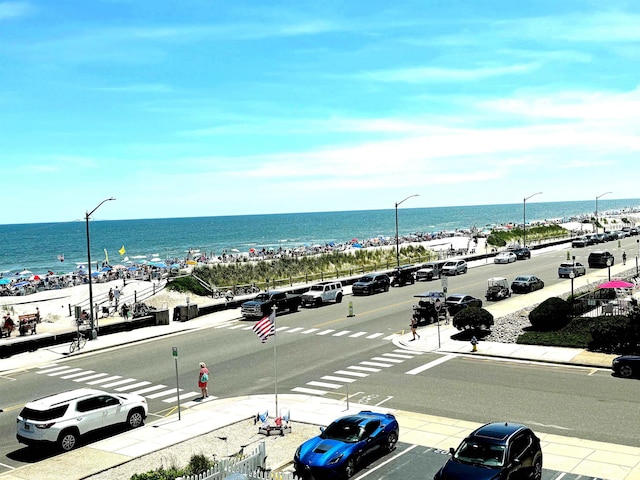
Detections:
2,0,640,224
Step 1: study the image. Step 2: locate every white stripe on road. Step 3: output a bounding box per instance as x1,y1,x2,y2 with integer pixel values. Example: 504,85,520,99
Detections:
335,370,369,377
322,375,356,383
371,357,403,364
101,378,138,388
291,387,328,395
307,381,342,389
405,354,457,375
87,375,122,385
132,384,167,395
115,381,152,392
37,366,71,375
163,391,200,403
349,331,368,337
73,373,110,382
317,329,335,335
287,327,304,333
384,353,414,359
394,349,422,355
147,388,182,399
366,333,384,339
332,331,351,337
348,366,380,372
383,334,398,340
57,369,89,378
302,328,319,334
360,361,393,368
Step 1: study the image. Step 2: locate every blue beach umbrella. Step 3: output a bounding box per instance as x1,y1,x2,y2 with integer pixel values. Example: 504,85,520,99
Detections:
0,278,10,285
14,281,30,287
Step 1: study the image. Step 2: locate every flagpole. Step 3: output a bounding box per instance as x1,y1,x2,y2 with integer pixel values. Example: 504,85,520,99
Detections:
272,306,279,419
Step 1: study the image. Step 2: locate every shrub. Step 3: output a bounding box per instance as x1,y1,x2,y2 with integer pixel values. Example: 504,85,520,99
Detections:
452,307,494,331
528,297,572,331
589,315,640,354
186,453,214,475
130,467,184,480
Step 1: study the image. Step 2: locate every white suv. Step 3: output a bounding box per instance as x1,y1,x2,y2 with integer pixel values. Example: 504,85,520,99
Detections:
301,281,343,307
16,388,148,451
441,260,468,276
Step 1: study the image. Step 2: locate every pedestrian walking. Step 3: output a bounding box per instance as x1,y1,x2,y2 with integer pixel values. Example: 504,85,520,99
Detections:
113,287,120,309
623,252,627,265
198,362,210,399
108,288,114,304
410,315,420,341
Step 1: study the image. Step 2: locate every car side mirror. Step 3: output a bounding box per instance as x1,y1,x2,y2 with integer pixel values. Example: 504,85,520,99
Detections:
449,447,455,455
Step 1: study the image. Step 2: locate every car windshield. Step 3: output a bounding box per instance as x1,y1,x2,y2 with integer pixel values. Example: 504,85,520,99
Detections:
309,285,324,291
514,276,528,282
454,439,505,467
321,419,364,443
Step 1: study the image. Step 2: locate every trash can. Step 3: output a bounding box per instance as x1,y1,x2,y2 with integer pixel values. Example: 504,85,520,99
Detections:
173,305,188,322
187,304,198,320
153,309,170,325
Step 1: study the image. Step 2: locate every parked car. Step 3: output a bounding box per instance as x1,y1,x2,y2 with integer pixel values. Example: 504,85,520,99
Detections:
434,422,543,480
301,281,343,307
445,294,483,316
558,262,586,278
494,252,516,264
241,291,302,319
415,261,444,281
588,251,615,268
441,260,468,276
511,275,544,293
294,410,399,479
390,265,416,287
630,227,639,236
571,237,588,248
602,231,618,241
510,247,531,260
612,355,640,378
351,274,390,295
16,388,147,452
592,233,607,243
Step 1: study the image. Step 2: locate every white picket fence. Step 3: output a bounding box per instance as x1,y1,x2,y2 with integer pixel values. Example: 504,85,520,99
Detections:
175,441,299,480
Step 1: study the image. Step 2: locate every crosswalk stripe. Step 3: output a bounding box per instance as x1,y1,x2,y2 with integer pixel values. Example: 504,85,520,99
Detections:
371,356,403,364
228,325,245,329
360,361,393,368
58,369,89,378
335,370,369,377
405,354,457,375
332,331,351,337
317,329,335,335
322,375,356,383
393,349,423,355
101,378,138,389
73,373,110,382
115,381,152,392
147,388,182,399
163,391,200,403
366,333,384,339
348,365,380,372
276,326,290,332
302,328,319,334
291,387,328,396
38,366,71,375
87,375,122,385
287,327,304,333
307,381,342,389
349,332,367,337
384,353,414,359
132,385,167,395
383,334,398,340
183,396,219,407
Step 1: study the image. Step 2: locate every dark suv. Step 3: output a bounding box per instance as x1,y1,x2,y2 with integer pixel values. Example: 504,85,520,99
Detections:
390,265,416,287
588,251,615,268
434,422,543,480
351,274,390,295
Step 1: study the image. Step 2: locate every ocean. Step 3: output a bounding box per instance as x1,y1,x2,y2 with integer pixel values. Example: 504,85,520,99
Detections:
1,198,638,276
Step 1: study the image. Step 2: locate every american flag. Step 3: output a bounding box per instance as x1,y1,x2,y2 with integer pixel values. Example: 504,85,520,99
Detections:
253,311,275,343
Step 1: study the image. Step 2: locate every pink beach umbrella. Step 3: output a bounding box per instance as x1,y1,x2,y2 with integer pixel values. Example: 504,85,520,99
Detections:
598,280,634,289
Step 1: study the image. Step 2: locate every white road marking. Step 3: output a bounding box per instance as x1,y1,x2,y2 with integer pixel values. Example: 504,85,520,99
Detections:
335,370,369,377
147,388,182,399
360,361,393,368
101,378,138,388
371,356,403,363
163,391,200,403
86,375,122,385
366,333,384,339
132,384,167,395
73,373,110,382
317,329,335,335
405,354,457,375
322,375,357,383
292,387,328,395
115,381,152,392
333,331,351,336
348,366,380,372
301,328,319,334
307,381,342,389
349,331,368,337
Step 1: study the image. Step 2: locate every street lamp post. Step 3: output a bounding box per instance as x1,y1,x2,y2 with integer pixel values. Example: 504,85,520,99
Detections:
86,197,116,339
523,192,542,248
595,191,612,234
395,194,419,268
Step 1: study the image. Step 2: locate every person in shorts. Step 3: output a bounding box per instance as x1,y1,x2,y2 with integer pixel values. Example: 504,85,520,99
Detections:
198,362,210,399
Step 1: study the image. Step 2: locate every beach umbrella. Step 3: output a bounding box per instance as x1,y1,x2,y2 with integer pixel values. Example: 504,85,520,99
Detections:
150,257,162,262
18,269,32,276
128,266,138,271
0,278,10,285
170,264,180,269
101,267,112,272
113,264,126,270
230,248,240,253
29,275,41,281
598,280,634,289
351,238,359,244
91,271,101,277
154,262,168,268
352,243,363,248
14,281,30,287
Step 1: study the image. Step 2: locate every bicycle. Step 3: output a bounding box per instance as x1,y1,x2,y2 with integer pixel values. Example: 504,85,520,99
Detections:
69,330,87,353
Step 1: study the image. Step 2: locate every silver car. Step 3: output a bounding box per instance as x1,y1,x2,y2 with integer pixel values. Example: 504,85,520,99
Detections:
558,262,586,278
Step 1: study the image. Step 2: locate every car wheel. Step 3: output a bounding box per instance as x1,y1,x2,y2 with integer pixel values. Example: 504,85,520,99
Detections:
386,431,399,452
384,284,389,292
532,456,543,480
315,298,322,307
345,457,358,478
127,409,145,429
58,429,79,452
335,293,343,303
619,364,634,378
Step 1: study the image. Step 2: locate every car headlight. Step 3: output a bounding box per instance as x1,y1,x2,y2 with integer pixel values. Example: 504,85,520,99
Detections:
328,454,344,465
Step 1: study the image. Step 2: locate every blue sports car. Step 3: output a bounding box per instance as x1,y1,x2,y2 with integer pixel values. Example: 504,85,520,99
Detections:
294,410,399,479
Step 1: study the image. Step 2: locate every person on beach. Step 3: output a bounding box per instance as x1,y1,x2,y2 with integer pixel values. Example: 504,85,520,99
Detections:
2,314,15,337
113,287,120,308
198,362,210,399
108,288,114,304
623,252,627,265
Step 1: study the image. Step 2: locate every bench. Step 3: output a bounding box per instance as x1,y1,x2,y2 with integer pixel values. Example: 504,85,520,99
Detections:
18,313,40,336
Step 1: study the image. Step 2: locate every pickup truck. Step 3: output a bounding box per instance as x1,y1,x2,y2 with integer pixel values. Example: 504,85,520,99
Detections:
241,291,302,319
